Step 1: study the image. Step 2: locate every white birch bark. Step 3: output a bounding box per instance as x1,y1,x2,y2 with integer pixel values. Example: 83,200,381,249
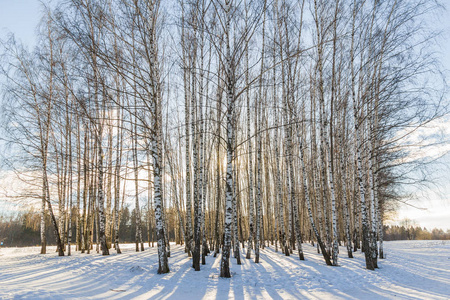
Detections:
75,118,82,252
255,91,262,262
245,1,254,259
81,127,88,253
133,120,144,252
295,124,332,266
214,72,222,257
288,124,304,260
339,132,353,258
273,0,287,256
199,3,209,265
40,194,46,254
181,0,193,257
113,155,122,254
368,116,378,268
67,111,73,256
350,0,374,270
254,0,267,263
140,0,169,274
190,26,201,269
232,157,241,264
284,137,293,255
220,0,233,278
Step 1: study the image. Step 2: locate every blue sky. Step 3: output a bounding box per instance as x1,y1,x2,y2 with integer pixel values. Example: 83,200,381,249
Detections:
1,0,449,230
0,0,43,46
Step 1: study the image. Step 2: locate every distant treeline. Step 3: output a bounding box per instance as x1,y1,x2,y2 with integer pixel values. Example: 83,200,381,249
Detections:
0,206,181,247
2,208,449,247
383,225,450,241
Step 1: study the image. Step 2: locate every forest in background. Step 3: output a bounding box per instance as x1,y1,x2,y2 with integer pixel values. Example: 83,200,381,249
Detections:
1,209,449,248
0,0,447,277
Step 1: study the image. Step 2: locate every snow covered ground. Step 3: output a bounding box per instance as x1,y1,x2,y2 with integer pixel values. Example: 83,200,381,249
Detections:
0,241,449,299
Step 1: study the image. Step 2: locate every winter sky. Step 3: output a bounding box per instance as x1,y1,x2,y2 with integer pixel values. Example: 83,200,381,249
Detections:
0,0,450,230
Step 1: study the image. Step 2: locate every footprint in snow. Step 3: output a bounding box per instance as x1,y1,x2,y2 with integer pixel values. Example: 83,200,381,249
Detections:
129,265,145,273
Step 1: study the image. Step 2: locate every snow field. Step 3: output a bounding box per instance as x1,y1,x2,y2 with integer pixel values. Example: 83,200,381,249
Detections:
0,241,449,299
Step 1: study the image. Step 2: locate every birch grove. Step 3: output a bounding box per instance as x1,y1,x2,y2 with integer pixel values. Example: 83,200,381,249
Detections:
0,0,445,276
